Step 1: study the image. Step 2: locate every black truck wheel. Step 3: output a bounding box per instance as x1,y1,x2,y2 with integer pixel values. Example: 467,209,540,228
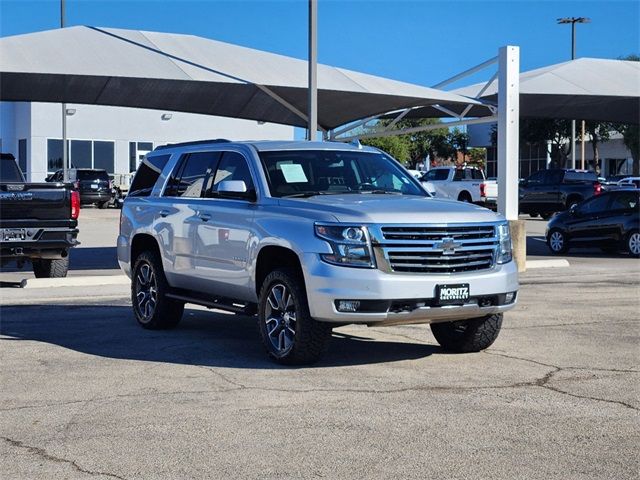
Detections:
258,268,332,365
430,314,503,353
131,251,184,329
32,257,69,278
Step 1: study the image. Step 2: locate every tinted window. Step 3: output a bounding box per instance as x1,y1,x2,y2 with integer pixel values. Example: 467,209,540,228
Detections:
610,191,639,211
71,140,92,169
564,170,597,183
18,139,27,174
0,156,25,182
129,154,171,197
453,169,464,181
527,170,546,185
165,152,218,198
579,195,610,214
207,152,254,195
77,170,110,181
423,169,449,181
469,169,485,180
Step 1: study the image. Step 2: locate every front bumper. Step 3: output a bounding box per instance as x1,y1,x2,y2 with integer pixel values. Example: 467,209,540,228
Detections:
301,253,519,325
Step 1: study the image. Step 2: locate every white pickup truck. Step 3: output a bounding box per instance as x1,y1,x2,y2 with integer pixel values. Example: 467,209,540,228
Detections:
420,166,497,209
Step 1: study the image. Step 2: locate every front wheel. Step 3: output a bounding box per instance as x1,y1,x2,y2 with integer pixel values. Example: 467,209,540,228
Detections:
32,257,69,278
430,314,503,352
258,268,332,365
131,251,183,329
547,228,569,254
627,230,640,257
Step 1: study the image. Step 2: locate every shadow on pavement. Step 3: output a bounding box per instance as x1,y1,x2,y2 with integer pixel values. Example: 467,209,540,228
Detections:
0,247,118,275
0,304,440,369
526,235,630,259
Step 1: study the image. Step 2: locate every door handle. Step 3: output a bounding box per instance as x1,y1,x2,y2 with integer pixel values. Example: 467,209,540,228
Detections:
159,209,169,218
199,213,212,222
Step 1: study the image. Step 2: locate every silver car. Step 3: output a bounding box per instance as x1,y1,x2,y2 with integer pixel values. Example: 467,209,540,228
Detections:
118,140,518,364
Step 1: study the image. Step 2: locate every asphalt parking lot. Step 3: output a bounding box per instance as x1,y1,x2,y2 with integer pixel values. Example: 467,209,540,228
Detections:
1,209,639,479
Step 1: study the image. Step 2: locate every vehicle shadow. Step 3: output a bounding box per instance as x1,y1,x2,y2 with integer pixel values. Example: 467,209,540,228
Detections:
526,235,629,259
0,304,440,369
0,247,118,274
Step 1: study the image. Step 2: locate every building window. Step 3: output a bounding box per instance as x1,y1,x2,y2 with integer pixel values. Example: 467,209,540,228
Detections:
47,139,65,171
18,139,27,174
94,141,115,173
71,140,92,169
129,141,154,172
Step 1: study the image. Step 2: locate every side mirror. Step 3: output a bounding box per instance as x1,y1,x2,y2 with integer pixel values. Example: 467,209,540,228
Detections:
45,174,53,182
216,180,256,201
519,179,527,186
570,204,578,214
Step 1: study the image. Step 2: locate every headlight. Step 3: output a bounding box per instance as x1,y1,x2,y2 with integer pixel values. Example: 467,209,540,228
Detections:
315,224,375,268
496,222,512,264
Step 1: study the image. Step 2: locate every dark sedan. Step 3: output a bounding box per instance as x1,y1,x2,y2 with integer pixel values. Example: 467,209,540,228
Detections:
546,189,639,257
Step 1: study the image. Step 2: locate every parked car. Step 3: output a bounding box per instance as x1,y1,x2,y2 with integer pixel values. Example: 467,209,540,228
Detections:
118,140,518,364
109,172,135,208
0,153,80,277
46,168,112,208
519,169,602,219
546,189,639,256
617,177,640,188
406,169,423,179
419,166,497,208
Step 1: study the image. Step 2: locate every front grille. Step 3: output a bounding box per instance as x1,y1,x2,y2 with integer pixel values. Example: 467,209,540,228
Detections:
374,224,498,274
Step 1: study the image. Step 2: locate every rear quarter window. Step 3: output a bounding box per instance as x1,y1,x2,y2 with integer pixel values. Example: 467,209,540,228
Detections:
564,171,597,183
129,154,171,197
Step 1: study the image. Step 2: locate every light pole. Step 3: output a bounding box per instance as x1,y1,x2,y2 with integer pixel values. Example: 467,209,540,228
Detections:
557,16,590,169
61,0,69,181
307,0,318,141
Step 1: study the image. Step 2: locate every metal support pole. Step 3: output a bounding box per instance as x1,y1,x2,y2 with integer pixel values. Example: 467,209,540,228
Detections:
61,0,69,182
497,46,520,221
307,0,318,141
570,22,576,169
581,120,586,170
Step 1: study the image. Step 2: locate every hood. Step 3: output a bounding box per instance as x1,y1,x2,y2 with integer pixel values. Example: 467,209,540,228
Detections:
277,194,503,224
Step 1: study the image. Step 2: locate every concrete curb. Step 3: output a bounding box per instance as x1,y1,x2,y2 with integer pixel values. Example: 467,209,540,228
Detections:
525,259,570,269
21,275,129,289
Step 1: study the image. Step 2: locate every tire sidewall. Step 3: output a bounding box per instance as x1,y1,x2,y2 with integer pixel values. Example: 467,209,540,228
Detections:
627,230,640,257
547,228,568,254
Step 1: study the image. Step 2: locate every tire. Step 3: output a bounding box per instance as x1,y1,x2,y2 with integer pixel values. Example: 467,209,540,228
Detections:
98,201,108,209
626,230,640,257
566,196,582,211
547,228,569,254
32,257,69,278
131,250,184,329
258,268,332,365
529,213,539,218
430,314,503,353
457,192,472,203
540,212,554,220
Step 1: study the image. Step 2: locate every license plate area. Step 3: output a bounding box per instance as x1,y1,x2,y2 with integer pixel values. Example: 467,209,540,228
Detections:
91,183,99,189
2,228,27,242
435,284,470,306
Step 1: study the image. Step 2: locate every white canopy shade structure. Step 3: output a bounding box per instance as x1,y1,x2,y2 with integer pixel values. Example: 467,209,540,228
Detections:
396,58,640,125
0,26,485,132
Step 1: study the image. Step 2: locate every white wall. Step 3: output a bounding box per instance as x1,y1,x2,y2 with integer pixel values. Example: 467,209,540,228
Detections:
2,101,294,181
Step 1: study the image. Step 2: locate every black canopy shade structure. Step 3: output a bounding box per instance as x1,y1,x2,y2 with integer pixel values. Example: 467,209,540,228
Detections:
392,58,640,125
0,26,486,132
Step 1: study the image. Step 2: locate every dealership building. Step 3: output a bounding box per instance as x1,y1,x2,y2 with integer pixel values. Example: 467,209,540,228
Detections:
0,101,295,182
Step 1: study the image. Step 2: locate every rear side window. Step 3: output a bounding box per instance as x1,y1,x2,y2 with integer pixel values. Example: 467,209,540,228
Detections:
423,169,449,181
129,154,171,197
579,195,610,214
453,169,464,181
206,151,254,196
610,191,639,211
164,151,219,198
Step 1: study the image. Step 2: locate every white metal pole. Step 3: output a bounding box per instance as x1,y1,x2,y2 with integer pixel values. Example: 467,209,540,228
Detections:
307,0,318,141
61,0,69,182
497,46,520,221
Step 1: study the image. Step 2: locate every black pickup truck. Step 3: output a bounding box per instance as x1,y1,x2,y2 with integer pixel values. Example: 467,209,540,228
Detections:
0,153,80,277
519,169,602,220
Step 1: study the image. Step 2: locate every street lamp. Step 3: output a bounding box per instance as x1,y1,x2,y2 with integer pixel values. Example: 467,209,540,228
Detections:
557,17,590,169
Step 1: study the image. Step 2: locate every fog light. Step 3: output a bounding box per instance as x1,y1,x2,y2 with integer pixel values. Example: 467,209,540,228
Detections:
337,300,361,313
505,292,516,304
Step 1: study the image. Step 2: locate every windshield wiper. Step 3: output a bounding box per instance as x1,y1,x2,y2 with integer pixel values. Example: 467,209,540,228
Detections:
282,191,329,198
358,189,403,195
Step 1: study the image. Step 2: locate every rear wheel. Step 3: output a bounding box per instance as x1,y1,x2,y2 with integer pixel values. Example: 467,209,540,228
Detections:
547,228,569,254
430,314,503,352
457,192,472,203
529,213,539,218
540,212,554,220
258,268,332,365
32,257,69,278
131,251,183,329
97,201,108,209
627,230,640,257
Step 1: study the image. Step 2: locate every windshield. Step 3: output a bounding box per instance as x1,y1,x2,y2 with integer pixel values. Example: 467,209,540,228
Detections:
259,150,426,198
77,170,110,181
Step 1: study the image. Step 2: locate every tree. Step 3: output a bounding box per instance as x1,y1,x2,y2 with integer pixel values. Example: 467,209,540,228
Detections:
361,134,411,163
584,121,614,172
617,124,639,176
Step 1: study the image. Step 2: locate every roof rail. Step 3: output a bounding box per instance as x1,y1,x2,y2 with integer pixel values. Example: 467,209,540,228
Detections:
155,139,231,150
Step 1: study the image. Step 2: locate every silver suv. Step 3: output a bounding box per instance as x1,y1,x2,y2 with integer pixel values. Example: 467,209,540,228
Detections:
118,140,518,364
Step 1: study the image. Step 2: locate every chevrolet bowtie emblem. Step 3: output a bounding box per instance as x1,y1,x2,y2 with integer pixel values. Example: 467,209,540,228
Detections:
434,237,462,255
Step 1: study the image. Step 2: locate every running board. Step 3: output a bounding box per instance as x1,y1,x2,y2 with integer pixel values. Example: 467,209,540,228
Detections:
166,291,257,316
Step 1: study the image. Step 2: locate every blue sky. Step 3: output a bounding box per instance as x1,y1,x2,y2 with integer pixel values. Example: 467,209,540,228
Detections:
0,0,637,89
